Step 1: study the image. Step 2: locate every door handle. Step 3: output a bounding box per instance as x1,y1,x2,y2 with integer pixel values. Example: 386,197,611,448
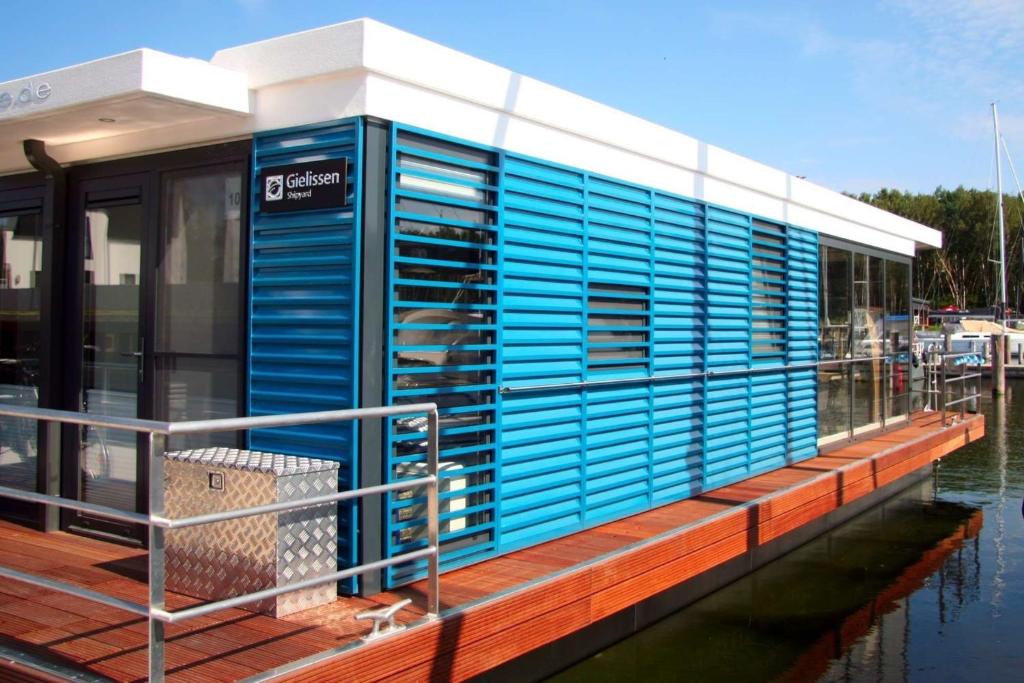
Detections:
120,337,145,384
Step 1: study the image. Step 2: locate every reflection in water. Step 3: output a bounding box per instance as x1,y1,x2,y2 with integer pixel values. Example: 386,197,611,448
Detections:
991,395,1007,617
551,381,1024,682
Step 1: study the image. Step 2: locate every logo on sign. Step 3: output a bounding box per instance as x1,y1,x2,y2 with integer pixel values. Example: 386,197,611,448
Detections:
258,158,349,214
265,175,284,201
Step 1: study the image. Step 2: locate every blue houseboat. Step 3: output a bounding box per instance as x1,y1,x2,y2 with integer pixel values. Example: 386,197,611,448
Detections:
0,19,943,599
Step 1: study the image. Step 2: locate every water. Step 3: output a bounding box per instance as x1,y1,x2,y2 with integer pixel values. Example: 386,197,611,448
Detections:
550,382,1024,683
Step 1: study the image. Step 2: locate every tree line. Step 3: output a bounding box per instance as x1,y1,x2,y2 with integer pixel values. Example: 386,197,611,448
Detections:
854,187,1024,311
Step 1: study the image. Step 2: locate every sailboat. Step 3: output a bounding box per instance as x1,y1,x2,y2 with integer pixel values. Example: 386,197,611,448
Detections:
944,103,1024,363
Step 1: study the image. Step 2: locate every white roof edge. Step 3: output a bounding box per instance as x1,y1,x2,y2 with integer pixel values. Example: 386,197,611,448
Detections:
361,21,942,253
1,19,941,254
211,18,940,253
210,19,366,88
137,50,250,114
0,48,250,122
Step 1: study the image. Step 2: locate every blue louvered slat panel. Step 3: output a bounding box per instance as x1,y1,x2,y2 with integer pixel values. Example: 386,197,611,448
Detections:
651,193,705,503
787,227,819,461
583,176,654,525
249,119,363,591
748,220,789,478
499,155,586,549
703,207,752,489
384,127,501,585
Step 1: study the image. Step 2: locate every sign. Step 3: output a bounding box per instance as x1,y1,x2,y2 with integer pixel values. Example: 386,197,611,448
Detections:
259,158,349,214
0,81,52,112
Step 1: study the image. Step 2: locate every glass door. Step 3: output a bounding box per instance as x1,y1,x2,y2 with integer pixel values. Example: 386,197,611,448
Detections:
67,176,148,540
818,246,852,444
62,151,248,543
852,254,885,434
0,203,43,496
155,165,244,452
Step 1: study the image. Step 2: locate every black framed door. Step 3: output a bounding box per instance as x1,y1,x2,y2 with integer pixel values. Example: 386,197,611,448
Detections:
62,148,250,544
63,173,154,542
0,142,251,542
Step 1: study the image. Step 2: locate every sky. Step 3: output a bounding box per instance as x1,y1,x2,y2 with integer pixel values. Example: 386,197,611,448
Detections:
2,0,1022,195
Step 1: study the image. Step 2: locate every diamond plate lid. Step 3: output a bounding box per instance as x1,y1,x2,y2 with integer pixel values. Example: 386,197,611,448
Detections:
163,447,340,475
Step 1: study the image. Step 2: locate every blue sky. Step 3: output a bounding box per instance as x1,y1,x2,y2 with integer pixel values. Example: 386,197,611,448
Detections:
2,0,1022,195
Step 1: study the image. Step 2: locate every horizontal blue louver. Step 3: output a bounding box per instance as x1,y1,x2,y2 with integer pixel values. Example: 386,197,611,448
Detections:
249,119,362,592
787,226,819,461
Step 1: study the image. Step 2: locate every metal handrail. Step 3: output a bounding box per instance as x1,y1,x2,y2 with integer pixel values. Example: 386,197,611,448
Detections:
501,353,912,394
933,351,983,426
0,402,441,682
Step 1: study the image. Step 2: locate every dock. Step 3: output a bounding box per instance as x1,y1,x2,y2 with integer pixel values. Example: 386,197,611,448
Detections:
0,411,984,682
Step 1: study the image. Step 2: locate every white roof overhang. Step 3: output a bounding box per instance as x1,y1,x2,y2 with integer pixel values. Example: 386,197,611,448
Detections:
0,49,250,173
0,19,941,256
213,20,941,254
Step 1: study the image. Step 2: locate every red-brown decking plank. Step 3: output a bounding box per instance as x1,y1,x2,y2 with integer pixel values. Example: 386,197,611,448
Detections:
18,626,125,662
0,599,84,630
0,613,49,637
0,413,984,683
394,599,595,682
57,618,149,650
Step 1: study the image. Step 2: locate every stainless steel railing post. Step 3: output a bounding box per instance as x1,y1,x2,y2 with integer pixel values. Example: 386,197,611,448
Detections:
426,406,441,618
43,420,60,531
147,431,166,683
960,358,967,423
0,403,447,671
940,356,947,427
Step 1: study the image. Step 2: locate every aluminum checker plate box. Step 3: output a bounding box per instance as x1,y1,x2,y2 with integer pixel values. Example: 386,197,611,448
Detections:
163,447,339,617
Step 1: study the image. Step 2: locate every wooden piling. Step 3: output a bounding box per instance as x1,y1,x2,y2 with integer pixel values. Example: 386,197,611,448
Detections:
992,333,1006,395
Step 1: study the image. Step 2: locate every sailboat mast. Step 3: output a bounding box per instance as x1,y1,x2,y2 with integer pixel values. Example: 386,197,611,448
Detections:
1000,135,1024,314
994,102,1007,320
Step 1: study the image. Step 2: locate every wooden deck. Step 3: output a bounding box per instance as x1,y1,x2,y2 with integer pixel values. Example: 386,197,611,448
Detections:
0,412,984,682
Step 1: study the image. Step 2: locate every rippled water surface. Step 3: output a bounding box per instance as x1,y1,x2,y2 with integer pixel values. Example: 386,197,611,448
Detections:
550,382,1024,683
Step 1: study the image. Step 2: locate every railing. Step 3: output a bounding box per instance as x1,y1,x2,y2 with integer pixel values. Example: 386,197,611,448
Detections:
931,350,984,426
500,354,913,394
501,353,980,437
0,403,440,682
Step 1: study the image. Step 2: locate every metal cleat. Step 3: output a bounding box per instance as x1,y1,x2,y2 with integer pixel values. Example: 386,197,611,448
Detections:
356,598,412,641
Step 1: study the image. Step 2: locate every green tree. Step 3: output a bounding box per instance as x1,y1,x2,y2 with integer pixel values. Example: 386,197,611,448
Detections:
854,187,1024,311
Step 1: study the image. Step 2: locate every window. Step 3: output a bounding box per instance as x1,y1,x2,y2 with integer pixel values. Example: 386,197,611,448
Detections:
817,242,912,445
818,246,852,444
0,209,42,492
587,282,650,373
156,166,244,450
751,220,787,359
388,131,499,566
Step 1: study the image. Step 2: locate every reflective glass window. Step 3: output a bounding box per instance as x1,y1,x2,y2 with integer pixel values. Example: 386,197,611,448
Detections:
818,246,852,443
885,261,911,420
853,255,885,434
0,212,42,491
156,166,244,450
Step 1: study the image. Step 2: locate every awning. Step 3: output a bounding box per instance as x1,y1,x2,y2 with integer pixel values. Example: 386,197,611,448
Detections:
0,49,250,174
